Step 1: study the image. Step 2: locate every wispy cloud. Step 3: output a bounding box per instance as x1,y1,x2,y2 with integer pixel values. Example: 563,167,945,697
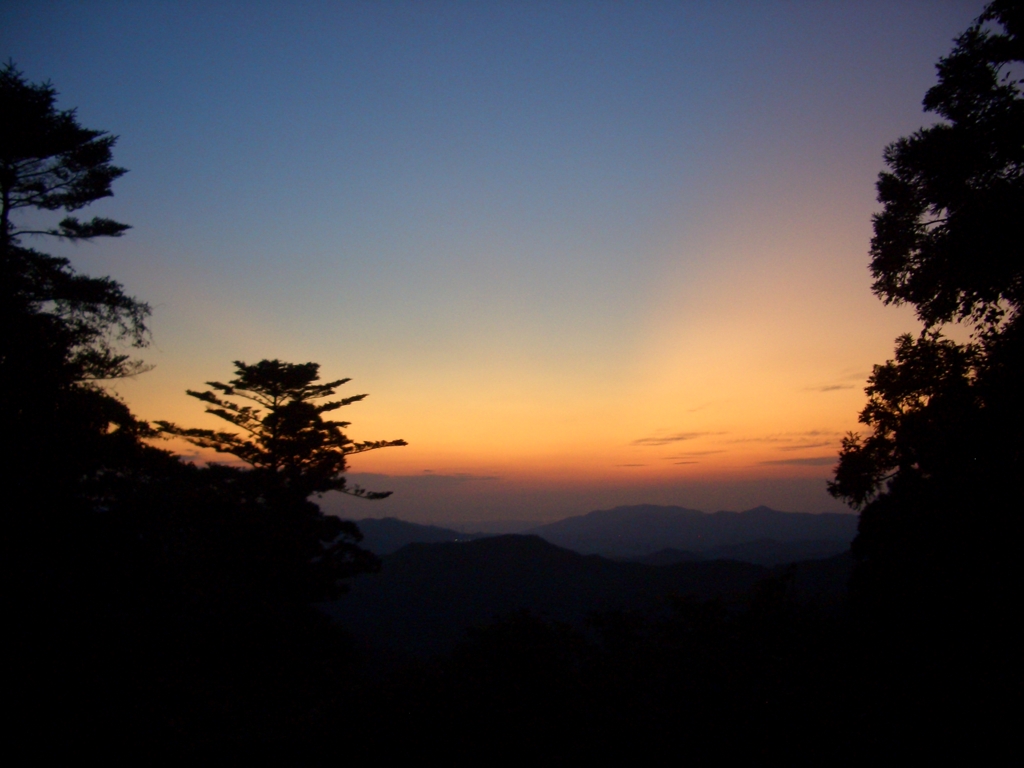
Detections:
663,450,726,459
729,430,841,445
806,370,869,392
631,431,722,446
777,441,833,452
759,456,837,466
807,383,855,392
673,460,699,465
616,463,647,467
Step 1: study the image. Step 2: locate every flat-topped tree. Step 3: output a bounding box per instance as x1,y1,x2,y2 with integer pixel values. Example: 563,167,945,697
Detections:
160,359,407,503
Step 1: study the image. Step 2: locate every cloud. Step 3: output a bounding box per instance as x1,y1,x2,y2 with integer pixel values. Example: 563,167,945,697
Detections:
729,430,841,444
807,370,869,392
759,456,837,466
777,441,833,452
616,463,647,467
663,450,726,459
673,460,699,465
631,431,722,446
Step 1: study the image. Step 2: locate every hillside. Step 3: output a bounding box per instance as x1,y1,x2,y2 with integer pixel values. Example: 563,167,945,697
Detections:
325,534,851,657
349,517,489,555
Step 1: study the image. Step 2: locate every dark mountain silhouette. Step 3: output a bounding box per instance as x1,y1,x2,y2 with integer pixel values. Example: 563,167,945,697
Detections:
702,537,851,564
625,547,704,565
348,517,490,555
527,504,857,557
785,551,855,603
344,506,857,564
447,519,539,534
324,534,850,657
626,538,853,566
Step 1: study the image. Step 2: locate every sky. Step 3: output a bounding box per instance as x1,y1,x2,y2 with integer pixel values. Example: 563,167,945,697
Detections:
2,0,985,524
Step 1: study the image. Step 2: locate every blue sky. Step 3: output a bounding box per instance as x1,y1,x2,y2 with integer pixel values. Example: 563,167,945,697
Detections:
3,1,984,522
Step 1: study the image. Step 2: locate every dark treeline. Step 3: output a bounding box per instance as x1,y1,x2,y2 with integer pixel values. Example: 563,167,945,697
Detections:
5,2,1021,761
1,60,401,759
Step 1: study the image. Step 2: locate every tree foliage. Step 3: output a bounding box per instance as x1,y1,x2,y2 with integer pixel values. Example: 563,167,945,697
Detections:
158,360,407,602
2,63,418,756
1,62,149,395
160,359,407,502
828,332,980,509
832,1,1024,512
1,63,155,506
830,2,1024,630
0,61,131,249
869,0,1024,331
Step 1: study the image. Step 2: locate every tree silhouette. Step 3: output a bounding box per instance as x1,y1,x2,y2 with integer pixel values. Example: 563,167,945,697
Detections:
1,62,157,507
159,360,407,599
828,3,1023,706
828,332,980,509
0,61,148,381
0,62,130,247
160,359,407,502
830,0,1023,516
867,0,1023,333
2,64,194,755
2,64,412,756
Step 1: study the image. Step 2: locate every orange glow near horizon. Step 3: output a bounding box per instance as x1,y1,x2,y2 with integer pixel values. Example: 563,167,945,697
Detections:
71,0,963,519
121,212,917,502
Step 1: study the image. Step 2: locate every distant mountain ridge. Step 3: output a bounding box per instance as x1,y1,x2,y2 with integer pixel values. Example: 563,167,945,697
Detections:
525,504,857,559
347,505,857,564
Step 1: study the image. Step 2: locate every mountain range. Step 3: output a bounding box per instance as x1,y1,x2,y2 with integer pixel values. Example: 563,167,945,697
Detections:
326,534,853,657
351,504,858,565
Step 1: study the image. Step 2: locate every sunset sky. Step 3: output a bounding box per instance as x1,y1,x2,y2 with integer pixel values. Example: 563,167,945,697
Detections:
3,1,984,523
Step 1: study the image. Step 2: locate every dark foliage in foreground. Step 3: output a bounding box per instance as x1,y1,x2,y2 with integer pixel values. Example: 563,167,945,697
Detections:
868,0,1024,330
829,1,1023,716
1,63,389,759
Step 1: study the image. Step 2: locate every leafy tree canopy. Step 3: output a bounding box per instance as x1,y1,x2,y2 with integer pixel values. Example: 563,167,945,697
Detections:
830,3,1024,628
833,1,1024,511
828,332,980,509
870,0,1024,331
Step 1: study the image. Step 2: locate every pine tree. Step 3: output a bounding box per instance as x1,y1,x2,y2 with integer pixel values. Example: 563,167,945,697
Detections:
160,360,408,599
160,359,407,502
